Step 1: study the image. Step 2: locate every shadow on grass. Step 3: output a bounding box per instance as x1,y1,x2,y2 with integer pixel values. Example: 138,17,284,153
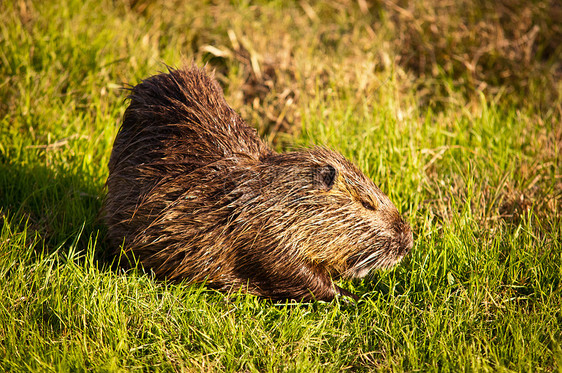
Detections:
0,160,111,263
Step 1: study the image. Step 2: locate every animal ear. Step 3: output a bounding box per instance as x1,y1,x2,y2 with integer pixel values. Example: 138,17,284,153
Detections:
313,164,337,191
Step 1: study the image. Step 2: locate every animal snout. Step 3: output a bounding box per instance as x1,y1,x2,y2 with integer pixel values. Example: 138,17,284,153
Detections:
393,219,414,255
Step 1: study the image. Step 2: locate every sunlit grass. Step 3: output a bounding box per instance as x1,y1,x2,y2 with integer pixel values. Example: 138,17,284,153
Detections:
1,0,560,371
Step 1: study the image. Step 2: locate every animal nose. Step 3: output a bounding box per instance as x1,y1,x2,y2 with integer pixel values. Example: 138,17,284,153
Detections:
394,220,414,255
402,229,414,253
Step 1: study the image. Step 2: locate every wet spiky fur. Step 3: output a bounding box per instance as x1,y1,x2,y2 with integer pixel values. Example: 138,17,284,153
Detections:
104,66,413,301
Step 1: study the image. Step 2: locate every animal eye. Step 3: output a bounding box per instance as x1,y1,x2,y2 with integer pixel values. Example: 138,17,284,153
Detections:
362,201,375,211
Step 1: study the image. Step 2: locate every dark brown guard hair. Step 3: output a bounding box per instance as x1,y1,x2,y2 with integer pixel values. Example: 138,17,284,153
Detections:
104,66,413,302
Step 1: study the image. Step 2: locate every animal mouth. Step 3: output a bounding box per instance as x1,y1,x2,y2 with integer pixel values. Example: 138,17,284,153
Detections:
345,251,408,278
344,229,413,279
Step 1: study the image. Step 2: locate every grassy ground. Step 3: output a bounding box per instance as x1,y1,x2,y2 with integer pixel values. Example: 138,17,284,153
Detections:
1,0,561,371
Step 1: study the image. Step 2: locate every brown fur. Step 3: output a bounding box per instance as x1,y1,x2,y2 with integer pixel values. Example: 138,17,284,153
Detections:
104,66,413,301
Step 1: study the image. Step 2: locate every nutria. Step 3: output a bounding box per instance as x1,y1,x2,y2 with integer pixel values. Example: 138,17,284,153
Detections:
104,66,413,302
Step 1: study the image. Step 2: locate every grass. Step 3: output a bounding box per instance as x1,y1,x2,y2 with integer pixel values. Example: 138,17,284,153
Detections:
1,0,561,371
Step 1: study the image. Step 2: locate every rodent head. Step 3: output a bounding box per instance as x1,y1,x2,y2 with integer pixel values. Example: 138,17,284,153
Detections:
235,146,413,279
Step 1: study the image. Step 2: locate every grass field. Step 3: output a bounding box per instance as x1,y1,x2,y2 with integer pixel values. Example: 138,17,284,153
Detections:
1,0,561,371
